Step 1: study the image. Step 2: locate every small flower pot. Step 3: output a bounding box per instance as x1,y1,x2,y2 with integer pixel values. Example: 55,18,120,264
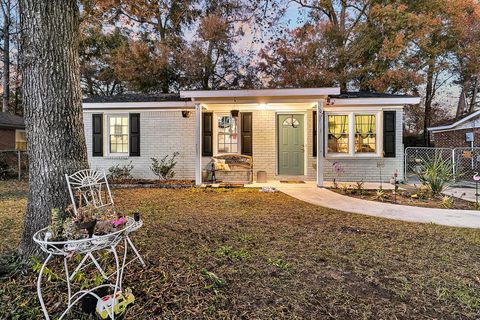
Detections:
134,212,140,222
75,219,97,238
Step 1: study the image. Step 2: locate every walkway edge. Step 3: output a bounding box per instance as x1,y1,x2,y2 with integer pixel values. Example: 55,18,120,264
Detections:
277,186,480,229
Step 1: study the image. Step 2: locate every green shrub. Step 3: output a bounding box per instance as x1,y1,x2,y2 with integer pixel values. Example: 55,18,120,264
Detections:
108,161,134,181
417,154,454,196
150,152,179,180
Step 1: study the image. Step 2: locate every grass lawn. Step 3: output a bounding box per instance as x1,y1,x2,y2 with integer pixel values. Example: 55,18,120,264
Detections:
1,181,480,319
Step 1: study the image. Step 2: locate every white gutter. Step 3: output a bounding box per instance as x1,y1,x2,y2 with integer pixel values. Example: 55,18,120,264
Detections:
83,101,195,110
180,87,340,99
427,110,480,132
330,97,420,106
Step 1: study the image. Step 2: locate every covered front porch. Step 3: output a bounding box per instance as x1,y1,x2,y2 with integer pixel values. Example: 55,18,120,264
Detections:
180,88,340,186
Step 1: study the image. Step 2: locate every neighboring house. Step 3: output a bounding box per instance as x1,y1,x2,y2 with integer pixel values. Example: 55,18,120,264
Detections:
82,88,420,184
0,112,26,151
428,110,480,148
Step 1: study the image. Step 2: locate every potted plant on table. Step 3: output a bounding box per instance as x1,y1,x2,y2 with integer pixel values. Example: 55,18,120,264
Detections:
73,205,100,238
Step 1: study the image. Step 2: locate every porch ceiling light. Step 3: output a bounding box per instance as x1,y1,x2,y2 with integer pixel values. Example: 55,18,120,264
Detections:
258,103,269,110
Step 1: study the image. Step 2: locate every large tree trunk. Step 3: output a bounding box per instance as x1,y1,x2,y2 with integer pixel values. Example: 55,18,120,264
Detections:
456,85,468,117
2,0,10,113
469,72,479,113
19,0,88,256
423,60,435,146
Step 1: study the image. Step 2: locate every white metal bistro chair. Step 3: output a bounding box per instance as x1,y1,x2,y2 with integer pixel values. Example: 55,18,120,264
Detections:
65,169,146,271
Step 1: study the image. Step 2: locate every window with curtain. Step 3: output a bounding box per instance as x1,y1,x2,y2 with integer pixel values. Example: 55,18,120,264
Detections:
355,115,376,153
327,115,349,153
109,116,129,153
217,115,238,153
15,130,26,151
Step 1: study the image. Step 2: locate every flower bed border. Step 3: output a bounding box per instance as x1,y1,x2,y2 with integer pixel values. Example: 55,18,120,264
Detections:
328,187,477,211
111,183,194,189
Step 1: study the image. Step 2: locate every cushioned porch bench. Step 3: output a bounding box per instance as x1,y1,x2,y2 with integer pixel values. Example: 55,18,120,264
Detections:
206,154,253,184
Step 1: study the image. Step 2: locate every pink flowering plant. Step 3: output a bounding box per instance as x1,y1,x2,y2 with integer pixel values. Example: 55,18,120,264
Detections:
332,162,344,189
111,217,127,228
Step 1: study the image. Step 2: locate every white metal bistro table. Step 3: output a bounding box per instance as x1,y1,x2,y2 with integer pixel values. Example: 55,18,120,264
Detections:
33,217,144,320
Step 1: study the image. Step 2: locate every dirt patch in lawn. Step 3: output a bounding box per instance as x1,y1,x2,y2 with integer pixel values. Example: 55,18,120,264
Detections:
330,187,477,210
1,183,480,319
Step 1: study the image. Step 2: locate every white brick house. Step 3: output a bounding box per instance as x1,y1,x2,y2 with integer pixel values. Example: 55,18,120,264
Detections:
82,88,420,185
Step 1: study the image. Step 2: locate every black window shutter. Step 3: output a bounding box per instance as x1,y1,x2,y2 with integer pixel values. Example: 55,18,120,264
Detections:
383,111,396,158
241,112,253,156
202,112,213,156
313,111,317,157
92,114,103,157
129,113,140,156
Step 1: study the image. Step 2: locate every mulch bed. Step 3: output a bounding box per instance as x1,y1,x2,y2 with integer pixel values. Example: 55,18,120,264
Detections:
330,187,477,210
110,179,195,189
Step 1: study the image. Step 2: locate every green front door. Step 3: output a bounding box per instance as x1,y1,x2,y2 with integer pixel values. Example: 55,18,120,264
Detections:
278,114,305,175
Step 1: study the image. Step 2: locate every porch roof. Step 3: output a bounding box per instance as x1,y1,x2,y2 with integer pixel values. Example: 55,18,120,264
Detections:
180,88,340,104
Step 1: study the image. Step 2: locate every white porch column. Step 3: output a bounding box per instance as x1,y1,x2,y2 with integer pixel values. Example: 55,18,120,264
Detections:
195,103,202,185
316,100,324,187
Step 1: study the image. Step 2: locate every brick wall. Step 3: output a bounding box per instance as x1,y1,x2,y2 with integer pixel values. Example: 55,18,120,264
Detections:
84,108,405,183
252,110,277,180
84,111,196,179
431,129,480,148
0,128,15,150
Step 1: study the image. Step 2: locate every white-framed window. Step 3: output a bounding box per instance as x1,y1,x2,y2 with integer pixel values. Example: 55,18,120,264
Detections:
217,114,238,153
15,129,26,151
325,111,381,157
327,115,349,153
108,115,129,154
354,114,376,153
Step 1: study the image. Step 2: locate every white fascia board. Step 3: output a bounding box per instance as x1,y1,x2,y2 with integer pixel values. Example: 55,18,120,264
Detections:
427,110,480,132
180,87,340,99
324,105,403,112
330,97,420,106
429,126,480,134
83,101,195,110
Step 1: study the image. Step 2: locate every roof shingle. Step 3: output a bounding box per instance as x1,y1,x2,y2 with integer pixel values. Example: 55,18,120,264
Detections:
83,93,186,103
0,112,24,129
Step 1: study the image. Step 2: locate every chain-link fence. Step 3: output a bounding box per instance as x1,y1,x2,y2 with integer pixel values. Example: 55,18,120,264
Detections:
405,147,480,186
0,150,28,180
452,147,480,184
404,147,453,183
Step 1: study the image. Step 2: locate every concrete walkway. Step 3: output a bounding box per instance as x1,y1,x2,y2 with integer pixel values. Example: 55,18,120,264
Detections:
443,186,478,203
270,182,480,229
